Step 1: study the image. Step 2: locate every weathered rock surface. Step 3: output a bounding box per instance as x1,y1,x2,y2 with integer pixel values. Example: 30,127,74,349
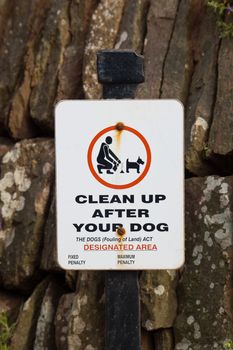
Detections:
83,0,126,99
185,4,220,176
115,0,149,52
137,2,181,326
140,270,178,330
30,0,98,132
67,271,105,350
136,0,179,98
141,328,154,350
208,34,233,157
154,328,174,350
174,176,233,349
0,290,23,323
29,0,70,132
55,293,75,350
0,1,37,133
41,189,61,272
56,0,98,101
6,0,97,137
0,138,14,161
0,0,14,48
34,277,65,350
8,0,52,139
160,0,193,102
0,1,233,350
11,278,50,350
65,270,78,292
0,139,54,289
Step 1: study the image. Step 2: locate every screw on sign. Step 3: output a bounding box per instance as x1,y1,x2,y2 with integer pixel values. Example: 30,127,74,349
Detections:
97,50,144,350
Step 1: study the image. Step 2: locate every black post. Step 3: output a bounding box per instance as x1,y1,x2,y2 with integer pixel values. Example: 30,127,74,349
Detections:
97,50,144,350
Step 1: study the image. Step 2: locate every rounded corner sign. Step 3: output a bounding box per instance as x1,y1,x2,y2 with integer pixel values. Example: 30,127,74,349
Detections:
55,100,184,270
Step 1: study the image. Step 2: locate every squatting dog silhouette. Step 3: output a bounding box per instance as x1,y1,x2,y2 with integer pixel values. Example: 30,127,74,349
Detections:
97,136,121,174
126,156,144,174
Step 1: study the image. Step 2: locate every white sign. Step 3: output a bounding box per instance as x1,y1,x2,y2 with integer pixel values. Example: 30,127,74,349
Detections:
55,100,184,270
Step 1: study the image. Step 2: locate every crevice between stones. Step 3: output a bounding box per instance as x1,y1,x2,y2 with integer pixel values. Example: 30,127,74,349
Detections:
159,0,181,98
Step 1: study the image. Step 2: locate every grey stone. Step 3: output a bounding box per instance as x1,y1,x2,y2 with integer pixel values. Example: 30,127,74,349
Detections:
11,278,50,350
174,176,233,349
0,139,54,289
55,293,75,350
67,271,105,350
34,277,65,350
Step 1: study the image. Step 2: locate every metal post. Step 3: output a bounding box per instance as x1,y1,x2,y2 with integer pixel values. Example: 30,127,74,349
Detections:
97,50,144,350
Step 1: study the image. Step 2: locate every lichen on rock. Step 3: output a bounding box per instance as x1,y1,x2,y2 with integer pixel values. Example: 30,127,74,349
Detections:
140,269,178,330
83,0,126,99
174,176,233,349
0,139,55,289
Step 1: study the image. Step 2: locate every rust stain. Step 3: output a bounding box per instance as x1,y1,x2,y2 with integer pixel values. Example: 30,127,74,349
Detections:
115,122,124,145
115,122,124,165
116,226,126,237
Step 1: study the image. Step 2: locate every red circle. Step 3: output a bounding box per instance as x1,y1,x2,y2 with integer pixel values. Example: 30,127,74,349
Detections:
87,125,151,190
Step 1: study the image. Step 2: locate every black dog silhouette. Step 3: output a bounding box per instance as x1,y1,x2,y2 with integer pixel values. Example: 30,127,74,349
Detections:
126,157,144,174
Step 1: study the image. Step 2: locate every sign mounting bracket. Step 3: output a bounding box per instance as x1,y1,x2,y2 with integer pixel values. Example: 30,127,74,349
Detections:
97,49,144,350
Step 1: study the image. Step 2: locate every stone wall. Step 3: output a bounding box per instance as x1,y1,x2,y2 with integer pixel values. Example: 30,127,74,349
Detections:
0,0,233,349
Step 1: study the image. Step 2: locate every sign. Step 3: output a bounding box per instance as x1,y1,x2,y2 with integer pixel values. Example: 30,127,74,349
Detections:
55,100,184,270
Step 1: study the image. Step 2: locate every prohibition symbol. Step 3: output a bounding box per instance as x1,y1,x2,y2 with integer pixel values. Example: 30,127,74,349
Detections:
87,125,151,189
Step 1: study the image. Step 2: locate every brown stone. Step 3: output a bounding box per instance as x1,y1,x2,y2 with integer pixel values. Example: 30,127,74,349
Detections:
83,0,126,99
8,0,52,139
160,0,193,102
67,271,105,349
56,0,98,101
141,328,154,350
136,0,179,98
154,328,174,350
11,278,50,350
40,190,78,284
0,291,23,323
140,270,178,330
208,34,233,156
0,1,41,133
174,176,233,349
0,138,14,162
65,270,78,291
33,277,65,350
0,0,14,47
185,4,220,176
115,0,149,53
55,293,75,350
41,189,61,272
29,0,70,132
0,139,54,289
7,0,97,138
